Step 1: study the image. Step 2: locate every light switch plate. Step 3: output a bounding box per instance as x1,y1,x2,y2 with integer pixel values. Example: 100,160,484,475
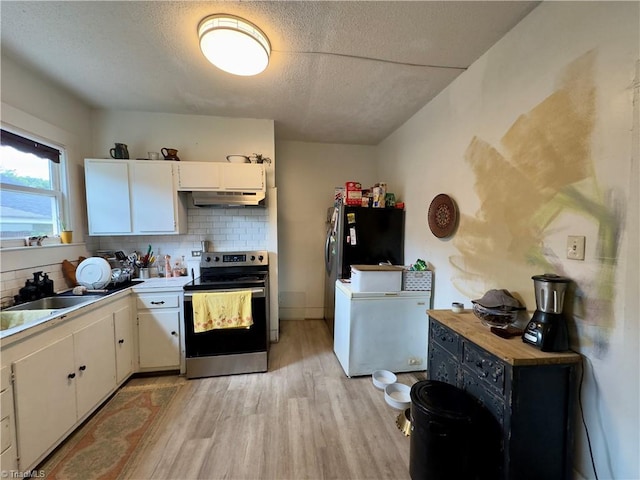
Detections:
567,235,585,260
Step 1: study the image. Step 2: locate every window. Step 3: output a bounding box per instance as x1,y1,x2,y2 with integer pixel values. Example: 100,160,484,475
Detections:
0,129,67,242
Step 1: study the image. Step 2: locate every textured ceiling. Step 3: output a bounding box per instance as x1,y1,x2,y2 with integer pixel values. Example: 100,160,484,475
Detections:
1,1,539,145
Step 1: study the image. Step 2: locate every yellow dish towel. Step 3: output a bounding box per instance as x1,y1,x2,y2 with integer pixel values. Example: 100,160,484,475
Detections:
1,310,55,331
192,291,253,333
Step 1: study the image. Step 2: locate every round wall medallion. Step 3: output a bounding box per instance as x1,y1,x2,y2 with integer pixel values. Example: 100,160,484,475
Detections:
428,194,458,238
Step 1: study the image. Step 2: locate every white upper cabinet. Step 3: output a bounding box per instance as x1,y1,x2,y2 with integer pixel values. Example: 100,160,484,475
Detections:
131,162,180,233
222,163,265,190
177,162,265,191
176,162,221,190
84,160,132,234
85,159,187,236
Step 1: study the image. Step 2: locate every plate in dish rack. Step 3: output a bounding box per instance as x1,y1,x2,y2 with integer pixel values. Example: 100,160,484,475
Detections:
428,193,458,238
76,257,112,289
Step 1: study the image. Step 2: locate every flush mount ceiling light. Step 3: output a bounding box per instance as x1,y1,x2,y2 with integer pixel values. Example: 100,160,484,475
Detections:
198,14,271,76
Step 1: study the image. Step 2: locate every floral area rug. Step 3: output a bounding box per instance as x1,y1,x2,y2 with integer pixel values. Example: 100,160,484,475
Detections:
39,383,180,480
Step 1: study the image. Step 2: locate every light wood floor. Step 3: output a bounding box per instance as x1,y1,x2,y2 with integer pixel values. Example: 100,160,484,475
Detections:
125,319,426,480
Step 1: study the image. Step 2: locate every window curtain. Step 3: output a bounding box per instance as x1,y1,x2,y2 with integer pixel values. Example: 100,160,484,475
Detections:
0,129,60,163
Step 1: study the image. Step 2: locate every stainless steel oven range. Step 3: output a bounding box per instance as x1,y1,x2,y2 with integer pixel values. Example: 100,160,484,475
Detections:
183,250,269,379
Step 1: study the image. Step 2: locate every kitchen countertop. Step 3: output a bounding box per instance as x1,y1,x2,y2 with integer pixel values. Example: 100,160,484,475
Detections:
1,288,132,344
132,276,192,289
1,277,191,342
427,309,582,366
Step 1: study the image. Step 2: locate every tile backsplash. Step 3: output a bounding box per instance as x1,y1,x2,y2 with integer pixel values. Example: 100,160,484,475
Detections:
91,206,269,265
1,207,269,305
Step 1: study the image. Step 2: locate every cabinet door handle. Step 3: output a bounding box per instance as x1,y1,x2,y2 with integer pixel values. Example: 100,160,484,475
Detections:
118,339,125,344
151,301,165,305
171,331,178,336
67,372,76,379
79,365,87,371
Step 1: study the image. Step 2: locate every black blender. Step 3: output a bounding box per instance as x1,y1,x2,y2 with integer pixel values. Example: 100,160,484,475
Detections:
522,274,571,352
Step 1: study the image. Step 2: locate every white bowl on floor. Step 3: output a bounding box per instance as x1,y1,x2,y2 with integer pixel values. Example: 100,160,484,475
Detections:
372,370,397,390
384,383,411,410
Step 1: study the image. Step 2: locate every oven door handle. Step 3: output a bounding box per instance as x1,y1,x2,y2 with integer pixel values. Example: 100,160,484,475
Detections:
184,287,266,299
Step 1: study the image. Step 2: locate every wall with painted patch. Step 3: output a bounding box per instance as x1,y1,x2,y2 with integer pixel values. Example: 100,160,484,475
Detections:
378,3,639,479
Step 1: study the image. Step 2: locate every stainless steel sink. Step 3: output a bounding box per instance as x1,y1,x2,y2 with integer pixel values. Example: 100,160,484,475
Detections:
4,295,104,311
1,295,106,333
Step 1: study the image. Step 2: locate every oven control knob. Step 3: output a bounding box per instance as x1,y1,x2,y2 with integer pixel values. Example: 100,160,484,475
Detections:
250,255,256,261
204,256,211,263
258,255,264,262
214,256,220,262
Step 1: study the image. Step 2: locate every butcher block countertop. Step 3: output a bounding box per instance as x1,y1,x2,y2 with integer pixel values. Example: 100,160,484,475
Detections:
427,309,581,367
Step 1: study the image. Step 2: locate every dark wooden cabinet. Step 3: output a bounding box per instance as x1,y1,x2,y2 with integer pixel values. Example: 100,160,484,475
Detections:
427,310,581,480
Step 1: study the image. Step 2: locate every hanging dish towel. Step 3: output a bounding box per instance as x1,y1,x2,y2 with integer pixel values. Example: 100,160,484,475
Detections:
192,291,253,333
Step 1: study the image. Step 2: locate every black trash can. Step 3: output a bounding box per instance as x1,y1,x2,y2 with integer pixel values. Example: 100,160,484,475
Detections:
409,380,499,480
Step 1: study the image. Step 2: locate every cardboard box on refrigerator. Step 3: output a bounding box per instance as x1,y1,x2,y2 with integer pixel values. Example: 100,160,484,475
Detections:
345,181,362,206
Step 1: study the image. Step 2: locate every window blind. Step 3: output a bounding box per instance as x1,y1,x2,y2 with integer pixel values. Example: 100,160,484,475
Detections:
1,129,61,163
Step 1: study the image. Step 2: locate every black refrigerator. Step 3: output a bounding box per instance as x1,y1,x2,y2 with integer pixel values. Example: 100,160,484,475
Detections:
323,204,405,335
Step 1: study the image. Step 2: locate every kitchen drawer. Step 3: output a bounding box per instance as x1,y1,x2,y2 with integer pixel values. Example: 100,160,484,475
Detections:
461,367,505,426
0,366,17,470
0,441,17,471
0,418,11,452
428,341,459,386
430,318,459,356
0,366,13,455
462,341,505,395
0,366,10,392
136,294,181,310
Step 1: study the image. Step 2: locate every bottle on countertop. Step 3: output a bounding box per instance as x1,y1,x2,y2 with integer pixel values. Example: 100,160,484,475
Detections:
173,256,186,277
41,273,54,296
18,280,38,303
164,255,172,278
33,271,46,298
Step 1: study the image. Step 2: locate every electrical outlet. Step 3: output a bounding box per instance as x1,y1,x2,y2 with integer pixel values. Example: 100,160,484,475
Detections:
191,250,202,257
408,357,423,366
566,236,585,260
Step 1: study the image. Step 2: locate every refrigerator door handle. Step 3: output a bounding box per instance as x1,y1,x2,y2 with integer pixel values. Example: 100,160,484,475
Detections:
325,231,333,275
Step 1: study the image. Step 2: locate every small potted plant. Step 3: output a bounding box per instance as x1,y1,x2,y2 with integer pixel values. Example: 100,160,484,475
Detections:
59,220,73,244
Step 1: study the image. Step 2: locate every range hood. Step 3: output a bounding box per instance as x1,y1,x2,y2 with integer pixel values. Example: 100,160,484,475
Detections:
191,190,266,207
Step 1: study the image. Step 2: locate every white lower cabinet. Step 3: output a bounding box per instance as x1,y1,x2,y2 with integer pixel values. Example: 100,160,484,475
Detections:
13,314,116,469
5,295,133,471
13,335,79,470
136,292,182,371
0,366,18,472
73,314,117,419
114,303,134,383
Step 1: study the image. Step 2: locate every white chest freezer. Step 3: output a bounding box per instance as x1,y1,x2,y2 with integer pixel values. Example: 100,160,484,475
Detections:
333,279,431,377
